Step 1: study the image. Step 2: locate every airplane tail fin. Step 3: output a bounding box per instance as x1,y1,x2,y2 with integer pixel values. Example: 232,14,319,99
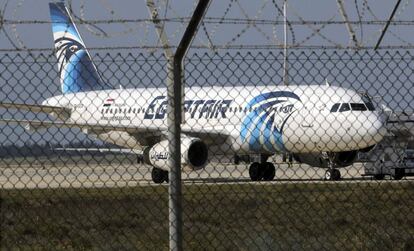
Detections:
49,2,108,94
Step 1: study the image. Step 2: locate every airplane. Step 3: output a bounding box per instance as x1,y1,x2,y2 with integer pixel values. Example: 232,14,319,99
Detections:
0,2,387,183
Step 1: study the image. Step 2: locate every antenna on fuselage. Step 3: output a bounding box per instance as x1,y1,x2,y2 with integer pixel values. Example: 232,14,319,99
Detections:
325,78,330,86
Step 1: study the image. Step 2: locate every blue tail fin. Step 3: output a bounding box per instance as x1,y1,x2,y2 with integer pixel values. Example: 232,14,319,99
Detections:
49,2,108,94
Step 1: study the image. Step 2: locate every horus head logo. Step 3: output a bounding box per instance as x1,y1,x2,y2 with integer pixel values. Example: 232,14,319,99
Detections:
241,91,302,152
54,37,84,75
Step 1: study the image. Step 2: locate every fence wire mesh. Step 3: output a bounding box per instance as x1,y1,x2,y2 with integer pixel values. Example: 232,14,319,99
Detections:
0,49,414,250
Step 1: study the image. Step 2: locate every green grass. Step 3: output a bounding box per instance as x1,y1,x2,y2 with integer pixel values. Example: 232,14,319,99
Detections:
1,182,414,250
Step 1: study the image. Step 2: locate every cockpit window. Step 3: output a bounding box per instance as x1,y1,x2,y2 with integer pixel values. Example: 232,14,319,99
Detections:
361,94,375,111
330,103,340,112
350,103,367,111
339,103,351,112
331,102,370,112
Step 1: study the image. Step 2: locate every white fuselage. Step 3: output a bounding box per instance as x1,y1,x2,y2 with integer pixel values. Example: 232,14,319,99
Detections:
43,85,386,155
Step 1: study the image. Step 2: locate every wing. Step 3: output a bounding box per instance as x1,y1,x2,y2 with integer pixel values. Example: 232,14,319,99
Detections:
0,102,72,120
0,118,159,134
181,127,230,145
0,118,231,146
53,147,143,154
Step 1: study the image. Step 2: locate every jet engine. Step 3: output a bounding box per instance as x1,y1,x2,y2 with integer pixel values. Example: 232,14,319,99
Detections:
293,150,358,168
330,151,358,167
359,144,376,153
143,137,208,171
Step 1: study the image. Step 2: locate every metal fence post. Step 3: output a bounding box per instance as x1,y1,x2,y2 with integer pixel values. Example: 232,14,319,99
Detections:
170,2,211,249
146,1,211,250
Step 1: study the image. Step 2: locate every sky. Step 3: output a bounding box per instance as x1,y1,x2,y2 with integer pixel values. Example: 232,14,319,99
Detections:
1,0,414,50
0,0,413,146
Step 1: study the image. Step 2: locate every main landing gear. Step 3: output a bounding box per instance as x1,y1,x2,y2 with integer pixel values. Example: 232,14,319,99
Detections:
324,153,341,181
151,167,169,184
248,155,276,181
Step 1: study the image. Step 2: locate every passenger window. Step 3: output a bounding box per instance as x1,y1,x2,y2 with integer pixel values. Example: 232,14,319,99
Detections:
339,103,350,112
350,103,367,111
330,103,340,112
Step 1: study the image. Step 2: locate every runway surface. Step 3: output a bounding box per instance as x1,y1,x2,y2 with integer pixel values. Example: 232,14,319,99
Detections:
1,159,410,189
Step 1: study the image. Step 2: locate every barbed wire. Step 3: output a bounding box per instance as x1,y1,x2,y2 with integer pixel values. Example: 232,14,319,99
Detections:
362,0,413,47
1,0,414,51
4,18,414,26
9,0,27,49
355,0,364,40
2,44,414,53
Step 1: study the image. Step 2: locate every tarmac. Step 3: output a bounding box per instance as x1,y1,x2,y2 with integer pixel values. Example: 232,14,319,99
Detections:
1,159,409,190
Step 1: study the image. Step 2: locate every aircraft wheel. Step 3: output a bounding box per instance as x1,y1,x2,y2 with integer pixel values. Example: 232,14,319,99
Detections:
249,162,262,181
373,174,385,180
152,167,168,184
262,162,276,181
325,170,331,180
234,155,240,165
393,168,404,180
325,169,341,181
333,169,341,180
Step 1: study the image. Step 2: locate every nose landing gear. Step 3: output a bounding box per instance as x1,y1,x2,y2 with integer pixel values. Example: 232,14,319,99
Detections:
325,153,341,181
325,168,341,181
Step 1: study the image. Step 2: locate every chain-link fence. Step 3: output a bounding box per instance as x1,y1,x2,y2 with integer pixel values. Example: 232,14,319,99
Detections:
0,49,414,250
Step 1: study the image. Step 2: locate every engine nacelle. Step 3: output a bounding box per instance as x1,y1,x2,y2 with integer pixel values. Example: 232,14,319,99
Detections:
331,150,358,167
359,144,376,153
144,137,208,171
293,150,358,168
